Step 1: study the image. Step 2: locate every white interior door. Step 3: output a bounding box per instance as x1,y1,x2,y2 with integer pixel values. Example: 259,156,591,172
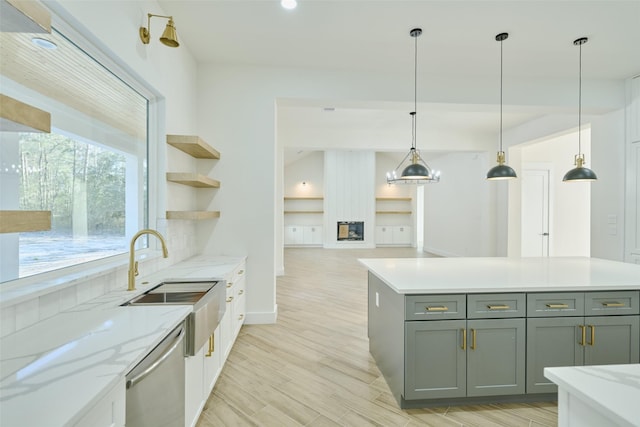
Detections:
521,169,550,257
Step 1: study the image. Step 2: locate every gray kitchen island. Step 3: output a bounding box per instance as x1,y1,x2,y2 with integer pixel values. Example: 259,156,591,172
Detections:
359,256,640,408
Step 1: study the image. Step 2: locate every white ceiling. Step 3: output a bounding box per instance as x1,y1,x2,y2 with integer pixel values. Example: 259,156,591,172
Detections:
158,0,640,163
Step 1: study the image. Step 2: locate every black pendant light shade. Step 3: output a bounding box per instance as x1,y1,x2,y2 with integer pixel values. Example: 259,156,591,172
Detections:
487,32,516,181
564,37,597,182
563,154,598,181
386,28,440,185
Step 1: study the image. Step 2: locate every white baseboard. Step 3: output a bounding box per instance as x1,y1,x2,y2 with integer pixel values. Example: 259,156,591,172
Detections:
245,305,278,324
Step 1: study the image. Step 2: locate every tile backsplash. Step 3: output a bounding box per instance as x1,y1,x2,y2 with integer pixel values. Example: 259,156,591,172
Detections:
0,220,198,338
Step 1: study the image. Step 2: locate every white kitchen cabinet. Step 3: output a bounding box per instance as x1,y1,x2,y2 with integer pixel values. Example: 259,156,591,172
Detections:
203,327,221,395
184,259,246,427
375,226,393,245
284,225,304,245
73,378,125,427
375,225,412,246
285,225,323,246
185,343,205,427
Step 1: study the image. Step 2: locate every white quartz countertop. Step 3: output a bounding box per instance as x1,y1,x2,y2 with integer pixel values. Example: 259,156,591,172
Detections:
544,364,640,427
0,255,245,427
358,257,640,294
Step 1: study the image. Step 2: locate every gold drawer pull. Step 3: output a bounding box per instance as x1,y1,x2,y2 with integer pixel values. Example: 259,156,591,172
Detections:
487,304,510,310
226,296,234,303
602,302,625,307
227,282,233,288
426,306,448,312
461,329,467,350
546,303,569,309
579,325,586,346
238,289,244,295
205,334,214,357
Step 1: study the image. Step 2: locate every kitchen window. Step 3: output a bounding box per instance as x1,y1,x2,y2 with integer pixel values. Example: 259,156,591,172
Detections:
0,26,150,283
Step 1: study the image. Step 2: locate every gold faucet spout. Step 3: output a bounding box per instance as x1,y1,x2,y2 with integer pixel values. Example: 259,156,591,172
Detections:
128,229,169,291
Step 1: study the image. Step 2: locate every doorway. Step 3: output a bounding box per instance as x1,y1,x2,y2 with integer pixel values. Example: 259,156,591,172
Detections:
521,166,551,257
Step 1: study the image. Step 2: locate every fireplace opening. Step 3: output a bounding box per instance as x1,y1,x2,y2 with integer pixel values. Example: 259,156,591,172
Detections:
337,221,364,241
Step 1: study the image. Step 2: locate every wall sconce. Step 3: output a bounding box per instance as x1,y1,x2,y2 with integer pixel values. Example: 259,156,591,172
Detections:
139,13,179,48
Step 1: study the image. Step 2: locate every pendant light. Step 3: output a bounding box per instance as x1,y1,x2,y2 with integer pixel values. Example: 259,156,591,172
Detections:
563,37,597,182
487,32,517,180
386,28,440,185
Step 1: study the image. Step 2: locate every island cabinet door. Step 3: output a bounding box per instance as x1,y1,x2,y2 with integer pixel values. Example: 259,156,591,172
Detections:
583,315,640,366
405,319,466,400
466,318,526,397
526,317,584,394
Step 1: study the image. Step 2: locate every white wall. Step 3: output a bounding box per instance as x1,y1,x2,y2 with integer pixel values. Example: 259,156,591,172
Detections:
506,111,626,258
0,0,203,337
423,152,497,257
591,110,626,260
284,152,324,197
519,132,591,257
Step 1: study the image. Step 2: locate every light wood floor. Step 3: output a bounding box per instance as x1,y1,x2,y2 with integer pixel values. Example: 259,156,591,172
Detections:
197,247,558,426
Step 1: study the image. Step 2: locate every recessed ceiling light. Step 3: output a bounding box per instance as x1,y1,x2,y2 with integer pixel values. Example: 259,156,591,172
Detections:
281,0,297,10
31,37,57,50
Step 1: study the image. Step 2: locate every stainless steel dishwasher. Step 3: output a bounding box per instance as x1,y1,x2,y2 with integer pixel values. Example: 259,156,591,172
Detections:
125,322,185,427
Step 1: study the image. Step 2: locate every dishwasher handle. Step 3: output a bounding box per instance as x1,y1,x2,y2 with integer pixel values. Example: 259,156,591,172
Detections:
126,326,184,389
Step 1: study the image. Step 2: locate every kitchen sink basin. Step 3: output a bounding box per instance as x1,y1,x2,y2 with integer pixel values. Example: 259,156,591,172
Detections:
127,291,207,305
123,280,226,356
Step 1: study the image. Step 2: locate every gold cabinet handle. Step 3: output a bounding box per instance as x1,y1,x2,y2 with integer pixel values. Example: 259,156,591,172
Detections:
226,296,234,303
238,289,244,295
205,334,214,357
546,303,569,309
227,282,233,288
426,306,448,312
471,329,477,350
588,325,595,346
461,328,467,350
487,304,510,310
579,325,586,346
238,269,244,275
602,302,625,307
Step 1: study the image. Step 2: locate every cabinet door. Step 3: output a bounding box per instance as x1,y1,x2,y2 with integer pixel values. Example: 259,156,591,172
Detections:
284,226,303,245
203,327,221,396
467,319,526,397
392,226,412,245
584,316,640,366
405,320,466,400
375,226,393,245
527,317,584,393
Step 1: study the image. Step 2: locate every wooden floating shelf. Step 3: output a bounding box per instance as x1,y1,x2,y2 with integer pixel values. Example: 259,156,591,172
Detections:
376,211,412,215
284,211,324,214
0,210,51,233
0,94,51,133
166,211,220,220
284,197,324,200
376,197,412,201
166,173,220,188
166,135,220,159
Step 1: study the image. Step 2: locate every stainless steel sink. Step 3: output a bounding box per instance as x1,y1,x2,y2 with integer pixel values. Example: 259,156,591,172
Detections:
123,280,226,356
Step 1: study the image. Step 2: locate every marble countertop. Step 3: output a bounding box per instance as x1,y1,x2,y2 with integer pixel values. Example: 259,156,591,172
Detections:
0,255,246,427
544,364,640,427
358,256,640,294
